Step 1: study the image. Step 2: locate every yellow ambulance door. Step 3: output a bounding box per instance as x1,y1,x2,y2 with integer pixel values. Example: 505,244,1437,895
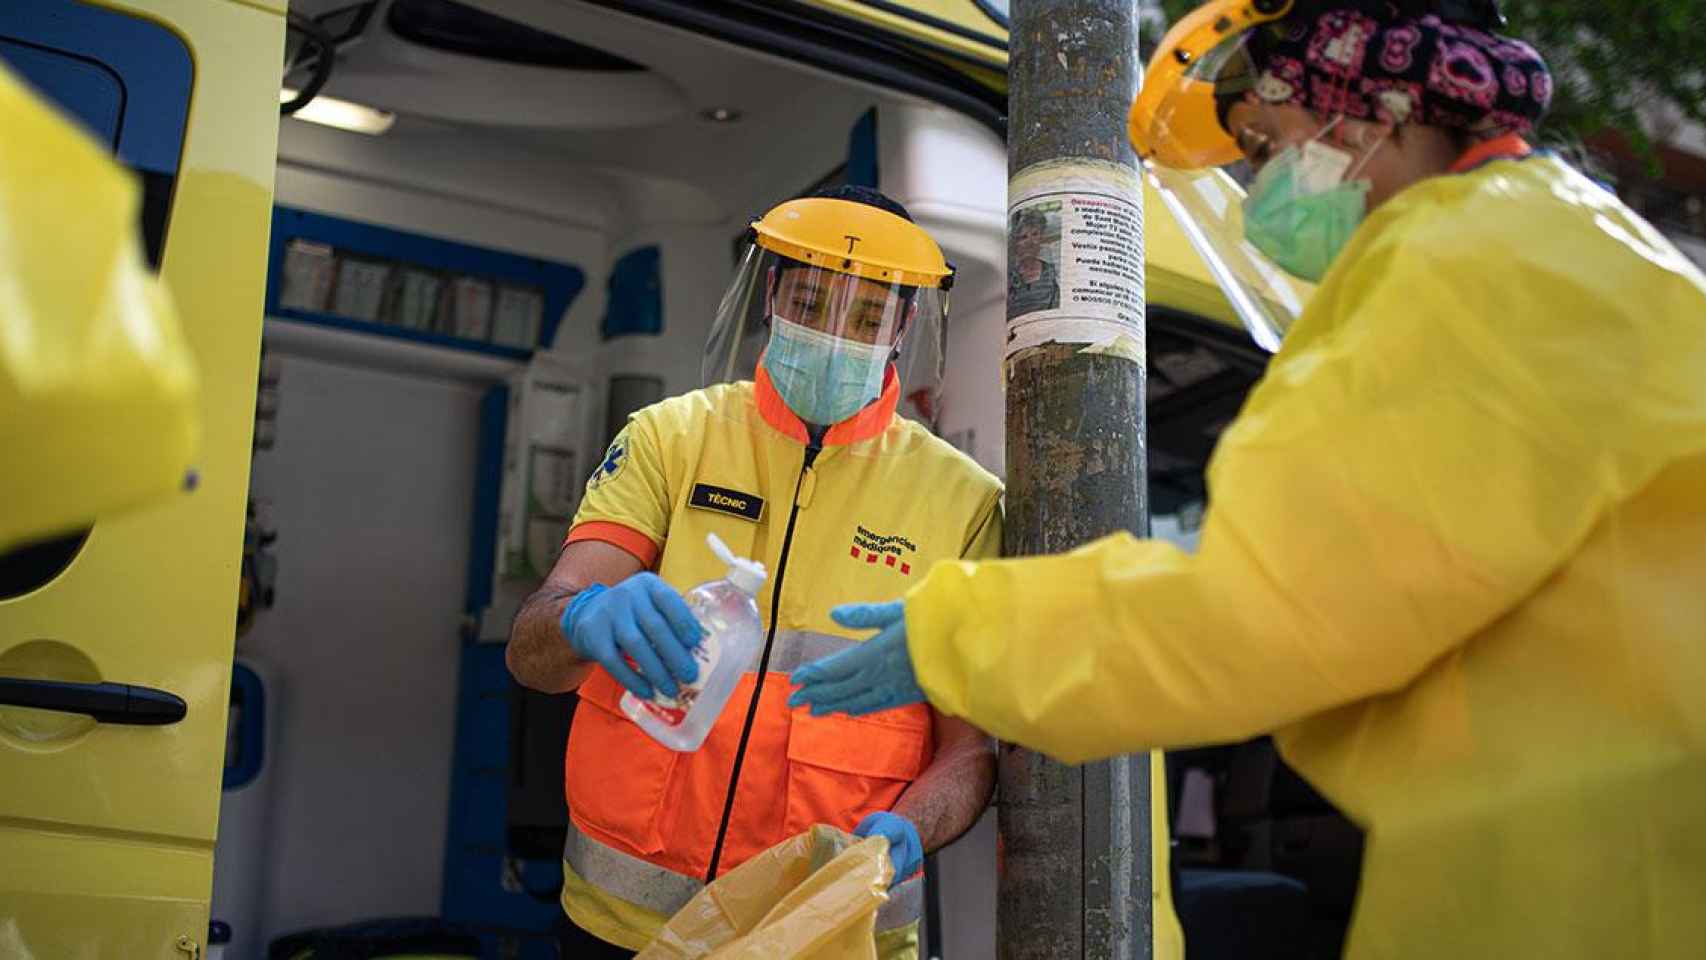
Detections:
0,1,283,956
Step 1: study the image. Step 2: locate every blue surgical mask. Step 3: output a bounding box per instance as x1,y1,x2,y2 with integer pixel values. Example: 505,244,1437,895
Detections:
762,317,888,425
1242,134,1374,283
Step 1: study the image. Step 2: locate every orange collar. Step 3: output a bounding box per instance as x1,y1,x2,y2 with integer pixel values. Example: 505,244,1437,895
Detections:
1449,133,1532,174
754,361,898,446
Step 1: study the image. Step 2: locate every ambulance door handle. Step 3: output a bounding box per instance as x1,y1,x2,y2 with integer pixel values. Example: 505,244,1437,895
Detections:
0,677,187,725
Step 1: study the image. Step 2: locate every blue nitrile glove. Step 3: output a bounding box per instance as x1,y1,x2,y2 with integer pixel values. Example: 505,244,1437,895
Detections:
787,601,925,716
560,574,704,700
855,811,923,887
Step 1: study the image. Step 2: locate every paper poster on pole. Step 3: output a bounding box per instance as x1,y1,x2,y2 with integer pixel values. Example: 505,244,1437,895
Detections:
1006,160,1145,360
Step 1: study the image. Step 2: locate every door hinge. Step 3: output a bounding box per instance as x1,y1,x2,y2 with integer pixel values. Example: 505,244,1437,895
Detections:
175,934,201,959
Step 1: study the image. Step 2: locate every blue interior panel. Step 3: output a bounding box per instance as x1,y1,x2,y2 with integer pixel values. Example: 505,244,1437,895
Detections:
268,207,586,359
441,643,563,957
0,40,123,146
602,245,663,339
0,0,193,267
223,663,267,791
848,107,879,188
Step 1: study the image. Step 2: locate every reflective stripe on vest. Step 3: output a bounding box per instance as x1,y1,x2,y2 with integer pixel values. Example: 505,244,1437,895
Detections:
563,817,925,933
766,628,857,674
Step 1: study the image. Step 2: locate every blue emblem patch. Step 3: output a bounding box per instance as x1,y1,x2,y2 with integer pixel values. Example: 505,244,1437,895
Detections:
589,434,628,490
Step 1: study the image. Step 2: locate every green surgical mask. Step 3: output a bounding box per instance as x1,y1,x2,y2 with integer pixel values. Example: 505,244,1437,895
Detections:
762,317,888,426
1242,137,1373,283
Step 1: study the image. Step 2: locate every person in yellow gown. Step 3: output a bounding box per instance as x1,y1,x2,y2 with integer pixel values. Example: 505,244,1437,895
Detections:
790,2,1706,957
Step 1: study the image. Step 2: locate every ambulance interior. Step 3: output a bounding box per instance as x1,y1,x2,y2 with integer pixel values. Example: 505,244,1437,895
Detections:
205,2,1359,957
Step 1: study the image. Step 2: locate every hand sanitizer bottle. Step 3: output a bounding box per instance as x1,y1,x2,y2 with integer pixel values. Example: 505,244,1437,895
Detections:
621,533,767,752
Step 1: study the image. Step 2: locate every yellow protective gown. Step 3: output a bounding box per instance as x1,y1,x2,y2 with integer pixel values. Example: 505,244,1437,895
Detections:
0,66,198,549
907,155,1706,958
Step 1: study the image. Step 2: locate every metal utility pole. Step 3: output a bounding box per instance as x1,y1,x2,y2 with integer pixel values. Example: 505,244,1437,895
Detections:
1003,2,1149,959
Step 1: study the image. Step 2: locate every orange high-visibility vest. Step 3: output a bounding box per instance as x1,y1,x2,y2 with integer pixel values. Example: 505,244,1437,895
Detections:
560,365,1002,952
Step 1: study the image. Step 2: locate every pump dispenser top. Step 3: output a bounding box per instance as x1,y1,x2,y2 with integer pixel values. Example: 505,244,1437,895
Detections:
707,532,766,596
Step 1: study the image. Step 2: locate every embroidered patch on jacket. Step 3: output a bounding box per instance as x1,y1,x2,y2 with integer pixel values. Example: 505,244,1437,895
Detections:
588,434,627,490
850,525,918,575
689,483,765,522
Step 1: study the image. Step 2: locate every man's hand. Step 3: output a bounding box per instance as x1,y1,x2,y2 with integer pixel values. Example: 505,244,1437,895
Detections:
855,811,923,887
791,602,995,875
562,573,704,700
787,601,926,716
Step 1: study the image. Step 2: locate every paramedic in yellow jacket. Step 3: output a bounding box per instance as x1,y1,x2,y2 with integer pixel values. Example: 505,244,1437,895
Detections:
792,3,1706,958
506,186,1002,959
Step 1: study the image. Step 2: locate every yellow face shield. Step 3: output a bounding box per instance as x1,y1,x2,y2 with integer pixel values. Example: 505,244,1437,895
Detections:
770,265,914,347
1128,0,1313,352
704,197,952,425
1129,0,1295,172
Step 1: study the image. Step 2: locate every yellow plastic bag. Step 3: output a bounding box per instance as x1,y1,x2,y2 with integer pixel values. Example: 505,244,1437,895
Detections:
0,64,199,549
639,827,892,960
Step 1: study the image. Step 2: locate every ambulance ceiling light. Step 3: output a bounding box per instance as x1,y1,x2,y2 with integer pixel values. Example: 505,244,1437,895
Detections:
280,88,396,135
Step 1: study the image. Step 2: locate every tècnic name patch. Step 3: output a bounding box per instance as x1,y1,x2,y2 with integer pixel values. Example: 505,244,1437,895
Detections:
689,483,764,522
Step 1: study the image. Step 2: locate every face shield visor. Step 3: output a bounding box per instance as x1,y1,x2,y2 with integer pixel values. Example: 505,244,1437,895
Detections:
703,198,952,427
1129,0,1316,352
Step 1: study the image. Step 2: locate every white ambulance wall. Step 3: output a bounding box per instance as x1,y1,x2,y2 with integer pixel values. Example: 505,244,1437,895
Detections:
241,355,482,947
722,98,884,224
938,290,1007,476
877,101,1008,474
592,101,866,405
594,222,730,402
275,119,617,232
227,121,615,948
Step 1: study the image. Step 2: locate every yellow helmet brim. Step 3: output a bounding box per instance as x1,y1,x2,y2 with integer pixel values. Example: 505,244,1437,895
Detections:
1129,0,1294,171
750,196,953,289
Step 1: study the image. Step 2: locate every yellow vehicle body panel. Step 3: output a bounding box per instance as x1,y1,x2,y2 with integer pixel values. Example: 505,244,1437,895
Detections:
800,0,1008,67
0,0,282,956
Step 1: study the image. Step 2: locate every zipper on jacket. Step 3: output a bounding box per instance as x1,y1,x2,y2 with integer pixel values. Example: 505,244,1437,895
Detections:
704,433,822,882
